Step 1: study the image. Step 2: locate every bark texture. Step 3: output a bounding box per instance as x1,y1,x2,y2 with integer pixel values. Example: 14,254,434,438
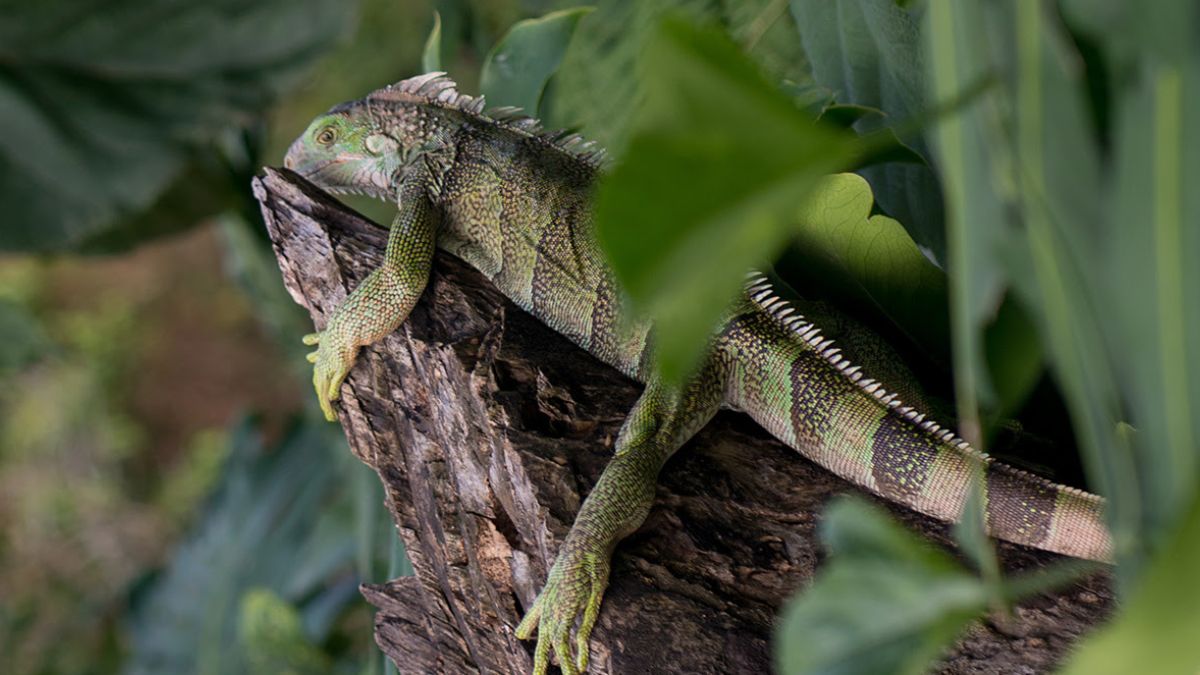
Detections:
253,168,1112,675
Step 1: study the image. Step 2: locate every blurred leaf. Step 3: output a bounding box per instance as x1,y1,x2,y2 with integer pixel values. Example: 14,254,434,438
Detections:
776,497,1091,675
774,498,987,675
818,105,926,167
595,17,859,379
239,589,331,675
980,296,1043,422
1061,0,1198,70
790,0,947,263
422,11,443,72
125,418,362,675
1060,492,1200,675
551,0,814,152
780,171,1042,417
0,298,50,374
924,1,1022,446
0,0,357,252
1103,47,1200,565
77,149,245,254
953,472,1002,604
480,7,594,114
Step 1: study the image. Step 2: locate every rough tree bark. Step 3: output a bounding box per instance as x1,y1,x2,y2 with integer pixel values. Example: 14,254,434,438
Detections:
253,168,1112,675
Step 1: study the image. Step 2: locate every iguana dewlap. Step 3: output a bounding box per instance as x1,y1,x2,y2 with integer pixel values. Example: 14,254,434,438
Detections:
282,73,1110,675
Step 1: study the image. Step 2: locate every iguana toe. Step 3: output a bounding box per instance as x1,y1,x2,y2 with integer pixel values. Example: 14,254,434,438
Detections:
517,545,610,674
306,329,357,422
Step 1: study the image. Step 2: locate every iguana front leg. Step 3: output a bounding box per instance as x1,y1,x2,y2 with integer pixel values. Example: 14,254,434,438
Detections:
516,360,728,674
306,179,435,420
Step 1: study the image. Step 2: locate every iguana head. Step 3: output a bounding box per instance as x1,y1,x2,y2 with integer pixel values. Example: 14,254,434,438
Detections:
284,99,433,200
285,74,482,199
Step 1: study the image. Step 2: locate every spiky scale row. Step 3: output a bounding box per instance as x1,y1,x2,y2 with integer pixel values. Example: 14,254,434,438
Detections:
376,72,609,168
739,271,1107,559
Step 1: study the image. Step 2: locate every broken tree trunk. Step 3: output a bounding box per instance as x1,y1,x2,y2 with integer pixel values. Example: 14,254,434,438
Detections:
252,168,1111,674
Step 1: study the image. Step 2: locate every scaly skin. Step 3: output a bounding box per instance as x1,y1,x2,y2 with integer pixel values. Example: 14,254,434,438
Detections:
283,73,1112,674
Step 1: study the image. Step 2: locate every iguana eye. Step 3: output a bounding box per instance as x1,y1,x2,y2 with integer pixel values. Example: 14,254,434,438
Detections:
316,127,338,145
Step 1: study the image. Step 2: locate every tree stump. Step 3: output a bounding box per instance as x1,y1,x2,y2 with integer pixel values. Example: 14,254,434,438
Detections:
252,168,1111,674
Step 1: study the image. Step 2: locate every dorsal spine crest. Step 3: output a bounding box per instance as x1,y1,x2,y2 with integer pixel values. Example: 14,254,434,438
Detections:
372,72,608,168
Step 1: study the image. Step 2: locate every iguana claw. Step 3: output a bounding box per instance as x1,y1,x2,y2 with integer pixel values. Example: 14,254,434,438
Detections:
516,541,610,675
302,330,358,421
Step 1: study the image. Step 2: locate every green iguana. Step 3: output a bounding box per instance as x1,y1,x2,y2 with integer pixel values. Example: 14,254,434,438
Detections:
281,72,1110,675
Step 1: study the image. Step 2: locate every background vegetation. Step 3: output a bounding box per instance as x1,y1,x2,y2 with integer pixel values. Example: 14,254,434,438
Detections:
1,0,1197,673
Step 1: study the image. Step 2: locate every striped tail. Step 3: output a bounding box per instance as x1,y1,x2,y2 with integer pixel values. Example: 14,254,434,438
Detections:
724,275,1111,562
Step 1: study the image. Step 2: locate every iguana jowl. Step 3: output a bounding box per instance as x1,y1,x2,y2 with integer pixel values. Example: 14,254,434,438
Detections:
282,72,1111,674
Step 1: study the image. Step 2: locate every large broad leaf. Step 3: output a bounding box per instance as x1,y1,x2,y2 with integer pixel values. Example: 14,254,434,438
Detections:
479,7,594,115
790,0,946,263
781,172,950,363
922,2,1040,444
551,0,815,153
125,418,373,675
595,17,859,380
0,0,356,252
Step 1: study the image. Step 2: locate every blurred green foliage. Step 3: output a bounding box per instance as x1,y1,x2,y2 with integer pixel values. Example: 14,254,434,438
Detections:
126,418,375,675
595,17,860,378
0,0,357,252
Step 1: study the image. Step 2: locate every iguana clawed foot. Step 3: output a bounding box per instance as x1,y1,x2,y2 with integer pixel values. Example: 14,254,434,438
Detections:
302,330,359,421
516,538,611,675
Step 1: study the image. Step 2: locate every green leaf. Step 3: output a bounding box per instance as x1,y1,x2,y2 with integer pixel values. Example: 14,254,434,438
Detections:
1103,54,1200,566
1060,493,1200,674
0,0,357,252
595,17,859,380
790,0,947,262
953,471,1002,605
0,298,51,374
980,295,1043,422
781,173,950,362
239,589,332,675
780,170,1043,418
775,498,988,675
924,1,1028,445
550,0,815,154
77,149,247,254
422,11,443,72
479,7,594,114
125,418,365,675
